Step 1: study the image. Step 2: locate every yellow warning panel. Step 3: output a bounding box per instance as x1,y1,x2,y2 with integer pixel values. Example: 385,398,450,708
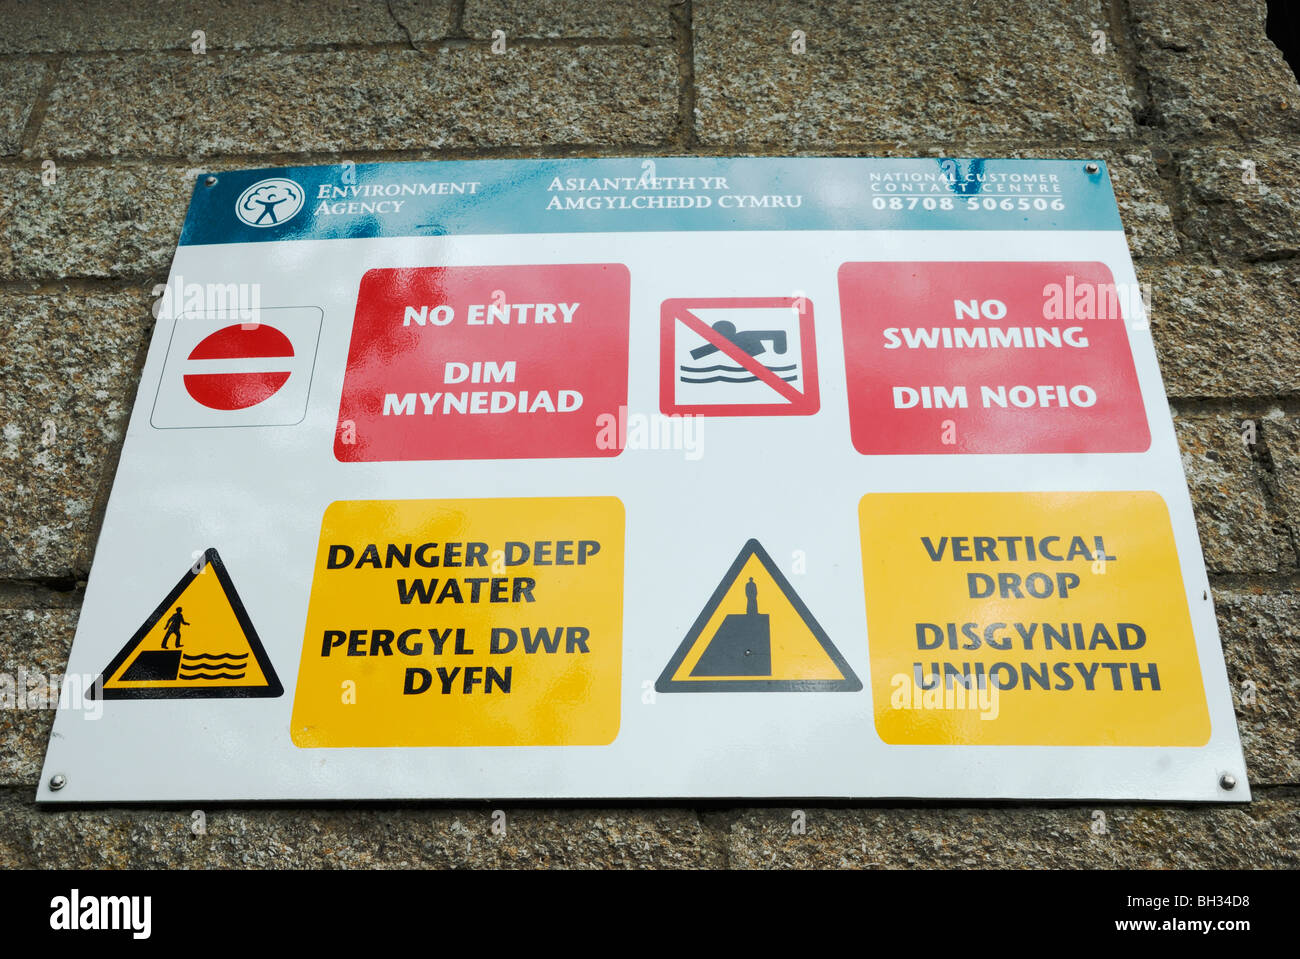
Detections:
860,492,1210,746
657,539,860,692
291,497,625,747
95,548,282,699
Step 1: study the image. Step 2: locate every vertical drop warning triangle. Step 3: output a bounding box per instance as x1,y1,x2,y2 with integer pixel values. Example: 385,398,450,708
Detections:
656,539,861,692
92,548,283,700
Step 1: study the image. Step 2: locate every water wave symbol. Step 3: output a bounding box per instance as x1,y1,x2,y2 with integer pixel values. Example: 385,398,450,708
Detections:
679,361,799,385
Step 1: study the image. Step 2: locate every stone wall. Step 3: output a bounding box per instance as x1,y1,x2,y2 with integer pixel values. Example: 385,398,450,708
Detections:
0,0,1296,867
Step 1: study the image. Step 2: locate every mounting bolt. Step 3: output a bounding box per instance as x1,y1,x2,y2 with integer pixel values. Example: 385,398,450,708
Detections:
1219,773,1237,790
48,774,66,791
1084,162,1100,175
204,175,217,186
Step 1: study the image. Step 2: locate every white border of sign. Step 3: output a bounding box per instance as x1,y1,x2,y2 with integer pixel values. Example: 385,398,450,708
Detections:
37,159,1249,803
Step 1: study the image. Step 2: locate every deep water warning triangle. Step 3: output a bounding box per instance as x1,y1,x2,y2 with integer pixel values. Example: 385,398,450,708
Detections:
93,548,282,700
656,539,861,692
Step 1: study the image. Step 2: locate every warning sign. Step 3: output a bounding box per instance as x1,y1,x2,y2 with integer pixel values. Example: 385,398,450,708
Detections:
660,297,818,416
40,158,1248,803
336,264,630,461
838,262,1149,453
94,548,282,700
860,492,1210,745
150,307,323,429
290,496,625,747
657,539,859,692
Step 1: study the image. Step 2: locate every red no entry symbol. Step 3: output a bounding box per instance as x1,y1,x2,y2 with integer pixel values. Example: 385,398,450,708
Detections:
183,324,295,411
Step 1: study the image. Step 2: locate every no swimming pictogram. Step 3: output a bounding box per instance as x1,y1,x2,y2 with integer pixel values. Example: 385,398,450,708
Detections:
660,297,819,416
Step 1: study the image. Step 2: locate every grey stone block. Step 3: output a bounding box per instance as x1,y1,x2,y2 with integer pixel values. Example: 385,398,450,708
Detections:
0,608,78,788
1262,410,1300,547
387,0,460,44
1142,263,1300,399
463,0,677,39
0,0,421,53
1129,0,1300,138
34,47,678,159
1178,146,1300,260
0,288,154,579
0,801,721,868
0,163,191,281
694,0,1135,145
0,60,45,156
1173,413,1294,575
1103,149,1180,258
724,800,1299,867
1214,589,1300,786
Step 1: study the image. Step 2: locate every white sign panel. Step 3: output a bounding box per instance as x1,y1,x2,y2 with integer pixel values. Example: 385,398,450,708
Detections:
38,157,1248,802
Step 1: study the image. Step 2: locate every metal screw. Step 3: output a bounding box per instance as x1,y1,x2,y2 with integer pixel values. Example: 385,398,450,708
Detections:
1220,773,1237,790
1084,162,1100,174
204,175,217,186
49,774,66,791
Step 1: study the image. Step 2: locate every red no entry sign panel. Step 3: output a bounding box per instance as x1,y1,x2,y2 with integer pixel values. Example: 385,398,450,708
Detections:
838,261,1150,454
336,264,631,461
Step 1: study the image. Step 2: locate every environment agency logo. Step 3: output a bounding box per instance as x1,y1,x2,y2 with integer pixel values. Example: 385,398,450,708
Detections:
235,177,305,228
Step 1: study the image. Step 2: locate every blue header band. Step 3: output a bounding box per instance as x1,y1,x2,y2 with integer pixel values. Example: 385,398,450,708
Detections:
179,157,1122,246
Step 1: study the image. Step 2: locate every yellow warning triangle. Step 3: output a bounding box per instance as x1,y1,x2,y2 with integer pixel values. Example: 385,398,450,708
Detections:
93,548,282,700
656,539,861,692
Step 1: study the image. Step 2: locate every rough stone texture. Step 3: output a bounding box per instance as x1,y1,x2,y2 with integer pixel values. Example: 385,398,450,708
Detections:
0,609,78,786
0,164,192,281
1178,146,1300,260
0,801,722,868
34,47,678,159
723,800,1299,868
1104,148,1181,258
0,288,154,579
1173,414,1295,575
1263,410,1300,542
0,60,45,156
463,0,677,39
1142,263,1300,399
386,0,457,45
1,791,1294,868
694,0,1134,145
1130,0,1300,139
1214,589,1300,786
0,0,419,52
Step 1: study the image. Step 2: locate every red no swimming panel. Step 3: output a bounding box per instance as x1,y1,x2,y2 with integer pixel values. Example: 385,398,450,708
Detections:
336,264,631,461
838,261,1150,455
